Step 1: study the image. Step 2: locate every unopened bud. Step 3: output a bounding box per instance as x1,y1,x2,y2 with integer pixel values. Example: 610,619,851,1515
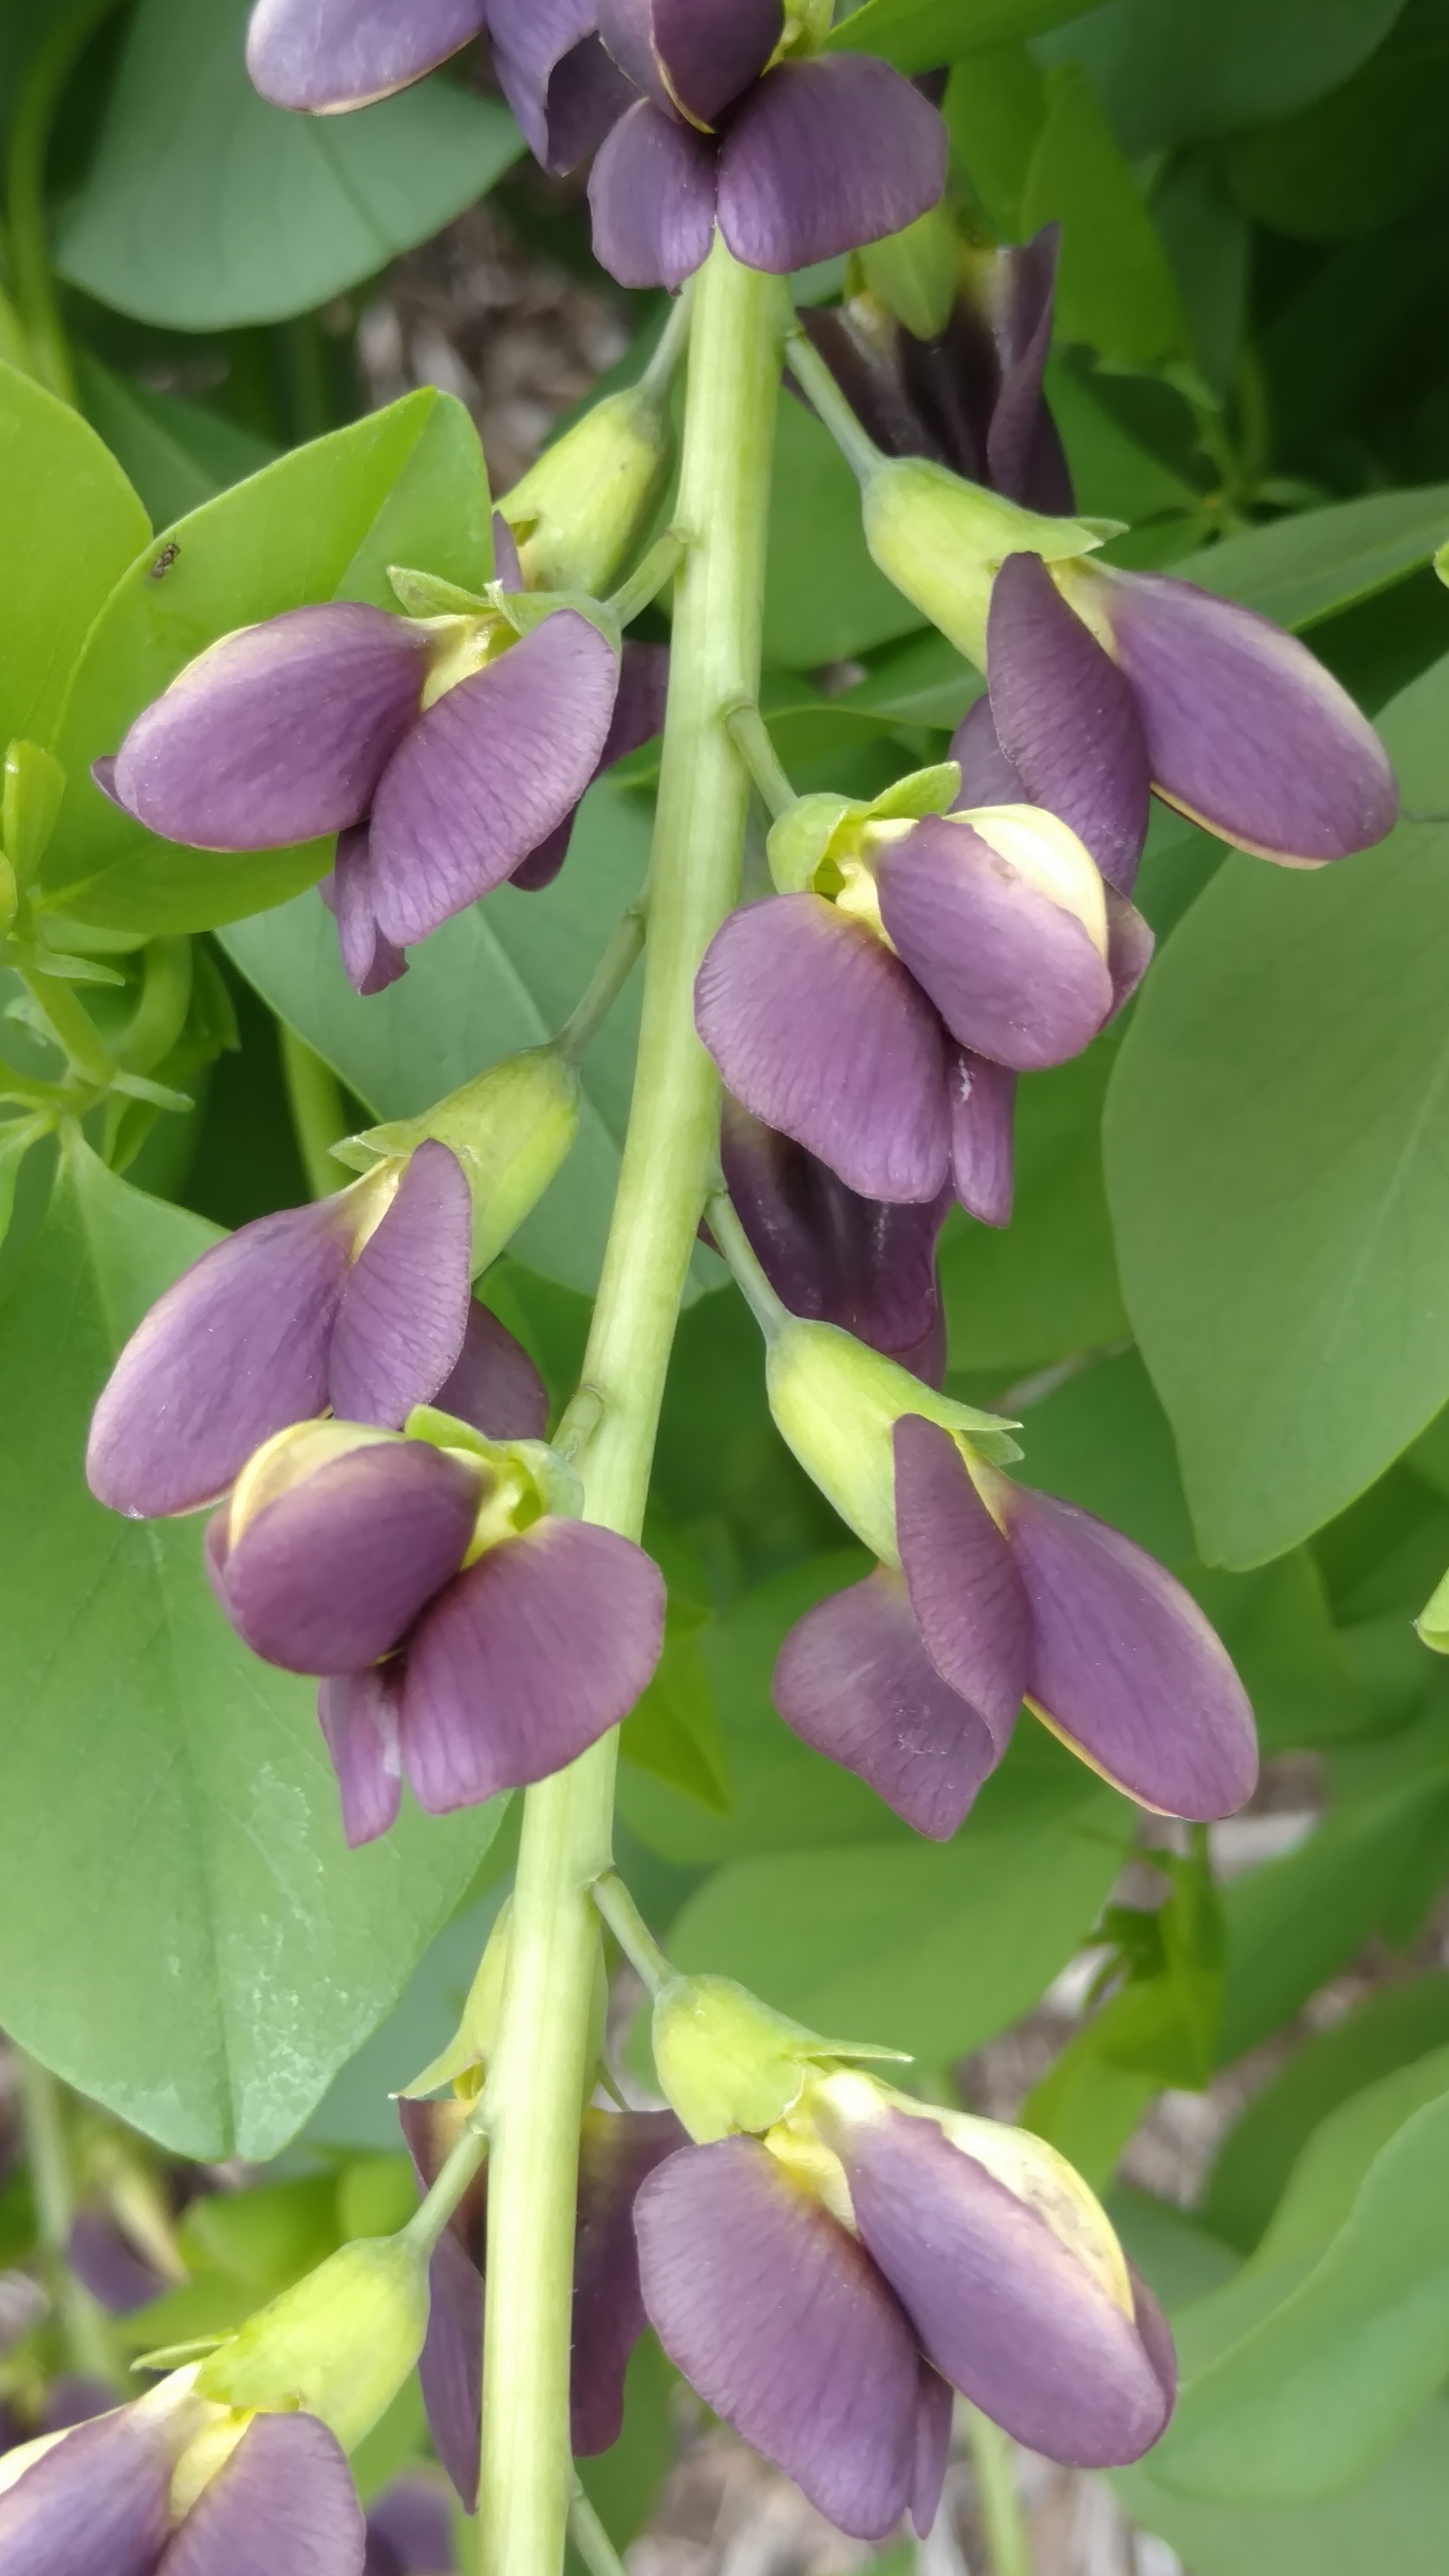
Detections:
862,458,1120,667
653,1972,907,2144
335,1047,581,1275
857,204,960,342
499,387,675,599
197,2236,429,2453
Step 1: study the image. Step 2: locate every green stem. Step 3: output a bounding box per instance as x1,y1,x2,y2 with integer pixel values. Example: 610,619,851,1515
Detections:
590,1870,672,1998
965,2406,1033,2576
280,1025,348,1199
724,700,797,821
785,325,884,485
568,2488,630,2576
557,906,645,1066
14,2051,116,2386
476,235,782,2576
605,528,687,632
640,280,696,402
19,967,111,1087
6,0,121,405
402,2112,489,2260
704,1187,789,1340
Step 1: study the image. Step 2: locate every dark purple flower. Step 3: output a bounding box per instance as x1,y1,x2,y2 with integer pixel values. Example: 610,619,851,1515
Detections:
399,2097,684,2506
85,1143,546,1520
695,801,1141,1208
720,1097,951,1381
67,2214,169,2317
100,600,621,988
800,228,1073,516
774,1414,1258,1834
0,2380,365,2576
205,1417,665,1840
508,638,670,894
364,2474,456,2575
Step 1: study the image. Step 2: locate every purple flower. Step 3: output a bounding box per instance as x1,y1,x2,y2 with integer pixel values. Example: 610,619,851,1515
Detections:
98,597,622,989
773,1412,1258,1836
695,805,1147,1208
206,1415,665,1841
799,228,1074,516
0,2375,366,2576
633,2076,1172,2539
86,1141,545,1520
364,2475,456,2576
399,2097,684,2505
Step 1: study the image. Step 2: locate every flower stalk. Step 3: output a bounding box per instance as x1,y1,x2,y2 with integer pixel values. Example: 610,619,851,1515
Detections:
475,233,783,2576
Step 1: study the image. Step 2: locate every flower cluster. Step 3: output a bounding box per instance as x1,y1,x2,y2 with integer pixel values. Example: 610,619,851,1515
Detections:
245,0,949,291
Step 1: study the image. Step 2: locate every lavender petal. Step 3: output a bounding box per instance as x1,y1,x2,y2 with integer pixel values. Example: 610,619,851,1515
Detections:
0,2408,171,2576
949,696,1027,809
397,2101,485,2512
986,552,1151,893
330,827,408,997
364,2478,456,2576
430,1301,550,1443
773,1565,1003,1840
949,1050,1016,1229
572,2109,687,2455
246,0,488,110
587,98,718,292
369,615,620,944
487,0,634,172
67,2214,167,2317
158,2411,365,2574
329,1141,474,1428
318,1667,405,1848
893,1415,1028,1752
599,0,782,124
912,2364,954,2537
695,895,951,1205
111,604,427,853
400,1520,666,1813
876,817,1114,1073
719,60,947,274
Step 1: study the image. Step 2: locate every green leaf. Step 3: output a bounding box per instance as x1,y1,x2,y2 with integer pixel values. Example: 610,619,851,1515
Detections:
941,45,1047,237
1172,483,1449,634
220,780,657,1299
55,0,523,331
1117,2400,1449,2576
1020,67,1190,372
76,351,279,532
0,360,149,752
0,1135,503,2160
666,1736,1131,2066
1039,0,1407,154
827,0,1096,74
42,387,490,935
1105,654,1449,1566
1225,1,1449,244
764,398,926,670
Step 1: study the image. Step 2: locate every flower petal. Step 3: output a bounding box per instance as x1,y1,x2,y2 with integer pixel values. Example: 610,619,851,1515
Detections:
246,0,488,110
876,817,1114,1073
1067,562,1399,863
966,230,1073,512
587,98,718,291
833,2107,1175,2468
635,2137,921,2541
329,1142,473,1427
993,1477,1260,1820
396,2102,485,2511
572,2109,687,2455
86,1201,353,1519
365,2477,455,2576
211,1443,480,1675
949,1049,1016,1228
986,552,1150,893
718,60,947,275
400,1519,666,1812
773,1565,1002,1840
696,895,951,1205
720,1098,948,1370
487,0,634,172
326,828,408,997
796,306,941,469
431,1301,549,1442
158,2411,365,2575
950,696,1026,808
369,615,620,944
893,1415,1028,1753
599,0,782,123
0,2407,172,2576
67,2214,167,2317
1104,885,1154,1013
509,640,670,895
912,2364,953,2538
317,1667,404,1848
111,605,427,852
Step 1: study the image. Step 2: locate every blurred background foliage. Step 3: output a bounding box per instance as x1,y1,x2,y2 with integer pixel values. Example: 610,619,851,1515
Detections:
5,2,1449,2570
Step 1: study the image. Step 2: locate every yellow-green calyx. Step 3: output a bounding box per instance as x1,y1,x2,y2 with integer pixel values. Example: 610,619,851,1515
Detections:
197,2237,430,2453
653,1972,908,2144
765,1318,1020,1566
335,1049,581,1276
499,386,676,599
402,1901,514,2100
862,456,1122,669
766,763,961,902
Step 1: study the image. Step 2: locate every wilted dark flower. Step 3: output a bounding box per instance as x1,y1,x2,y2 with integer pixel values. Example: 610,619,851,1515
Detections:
97,594,622,990
769,1366,1258,1835
206,1414,665,1840
86,1142,543,1520
400,2097,684,2505
633,2068,1173,2539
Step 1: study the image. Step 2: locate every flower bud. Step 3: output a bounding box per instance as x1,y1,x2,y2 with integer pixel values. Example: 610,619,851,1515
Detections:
653,1973,907,2145
765,1318,1019,1564
197,2237,430,2454
335,1046,581,1275
498,386,676,599
862,456,1120,667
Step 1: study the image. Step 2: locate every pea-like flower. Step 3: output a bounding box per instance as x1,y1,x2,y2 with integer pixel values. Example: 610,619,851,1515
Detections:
399,2096,684,2505
696,782,1149,1207
633,2066,1174,2540
767,1324,1258,1833
206,1412,665,1840
86,1141,543,1521
97,592,623,990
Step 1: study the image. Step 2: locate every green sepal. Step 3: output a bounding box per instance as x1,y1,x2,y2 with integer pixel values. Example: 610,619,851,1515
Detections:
335,1046,581,1276
862,455,1122,667
653,1972,909,2144
403,1409,584,1525
401,1900,512,2097
197,2237,429,2455
494,588,622,657
387,564,490,617
3,742,66,888
131,2334,228,2372
22,953,126,987
766,764,961,895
